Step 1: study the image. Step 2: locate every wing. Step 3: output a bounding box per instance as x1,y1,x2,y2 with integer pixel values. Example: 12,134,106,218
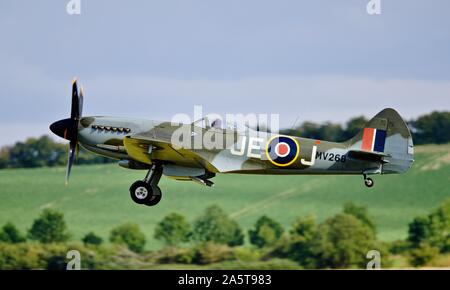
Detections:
123,122,267,174
123,124,219,173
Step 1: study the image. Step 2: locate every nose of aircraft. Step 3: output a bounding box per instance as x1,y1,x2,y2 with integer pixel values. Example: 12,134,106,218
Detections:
49,118,75,140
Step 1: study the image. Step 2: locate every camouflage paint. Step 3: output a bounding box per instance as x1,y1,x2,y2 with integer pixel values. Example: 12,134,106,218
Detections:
74,108,413,181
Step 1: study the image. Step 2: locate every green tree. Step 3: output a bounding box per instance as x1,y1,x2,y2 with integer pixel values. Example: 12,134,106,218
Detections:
411,111,450,144
310,213,378,269
154,213,191,246
343,116,368,140
407,200,450,252
0,223,26,243
409,243,439,267
343,202,376,235
8,136,65,168
407,216,430,247
192,205,244,246
82,232,103,246
249,215,284,248
28,209,70,243
282,121,346,141
318,122,345,142
2,135,114,169
427,200,450,252
290,216,317,239
110,223,146,253
284,122,321,140
0,147,10,169
285,216,318,268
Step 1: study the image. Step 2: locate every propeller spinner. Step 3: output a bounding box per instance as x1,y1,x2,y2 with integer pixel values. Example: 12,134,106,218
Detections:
49,78,84,185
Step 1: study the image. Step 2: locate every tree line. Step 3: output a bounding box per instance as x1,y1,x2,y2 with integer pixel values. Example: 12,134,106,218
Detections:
1,200,449,269
0,136,114,169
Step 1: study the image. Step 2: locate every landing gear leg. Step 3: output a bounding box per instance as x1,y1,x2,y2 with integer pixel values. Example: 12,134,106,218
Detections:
130,163,163,206
363,174,374,188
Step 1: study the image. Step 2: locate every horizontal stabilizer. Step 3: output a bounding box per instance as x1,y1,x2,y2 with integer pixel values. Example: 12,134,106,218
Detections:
347,149,390,163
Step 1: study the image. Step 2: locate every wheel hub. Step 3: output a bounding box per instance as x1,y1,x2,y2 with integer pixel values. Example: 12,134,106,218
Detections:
135,186,148,199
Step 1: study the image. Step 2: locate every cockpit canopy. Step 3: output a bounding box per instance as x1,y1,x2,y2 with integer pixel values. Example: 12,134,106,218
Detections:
191,117,251,132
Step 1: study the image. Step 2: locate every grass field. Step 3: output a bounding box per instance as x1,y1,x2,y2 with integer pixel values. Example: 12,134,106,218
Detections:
0,144,449,250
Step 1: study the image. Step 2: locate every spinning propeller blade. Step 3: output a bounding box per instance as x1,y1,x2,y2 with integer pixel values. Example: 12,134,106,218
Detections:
50,78,84,185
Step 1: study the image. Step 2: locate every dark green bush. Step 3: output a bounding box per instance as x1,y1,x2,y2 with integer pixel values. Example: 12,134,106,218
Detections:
309,213,378,269
408,243,439,267
82,232,103,246
0,223,26,243
110,223,146,253
389,240,412,255
154,213,191,246
192,205,244,247
408,200,450,252
28,209,70,243
249,215,284,248
343,202,376,235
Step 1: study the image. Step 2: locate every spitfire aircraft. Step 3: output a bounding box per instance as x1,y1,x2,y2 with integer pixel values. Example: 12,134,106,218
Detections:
50,80,414,206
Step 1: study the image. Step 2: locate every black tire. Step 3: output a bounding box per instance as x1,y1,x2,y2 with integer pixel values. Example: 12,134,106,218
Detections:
130,181,152,204
364,178,374,188
144,186,162,206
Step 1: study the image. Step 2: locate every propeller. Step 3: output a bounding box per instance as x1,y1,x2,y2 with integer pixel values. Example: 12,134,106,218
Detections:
49,78,84,185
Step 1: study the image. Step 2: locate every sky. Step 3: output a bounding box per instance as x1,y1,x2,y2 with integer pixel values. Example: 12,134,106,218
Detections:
0,0,449,146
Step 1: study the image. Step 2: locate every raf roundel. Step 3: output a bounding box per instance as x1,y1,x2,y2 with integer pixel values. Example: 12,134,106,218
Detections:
266,135,300,167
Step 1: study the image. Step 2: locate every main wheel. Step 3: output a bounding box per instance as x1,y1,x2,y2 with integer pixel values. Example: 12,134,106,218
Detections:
130,181,152,204
364,177,374,188
145,186,162,206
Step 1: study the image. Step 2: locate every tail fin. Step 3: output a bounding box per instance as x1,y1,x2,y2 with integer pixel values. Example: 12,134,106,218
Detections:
346,108,414,174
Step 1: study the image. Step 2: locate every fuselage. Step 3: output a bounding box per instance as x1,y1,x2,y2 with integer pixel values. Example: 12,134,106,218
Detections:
72,116,390,176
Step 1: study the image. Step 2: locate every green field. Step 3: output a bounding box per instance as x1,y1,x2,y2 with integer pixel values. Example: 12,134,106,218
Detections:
0,144,449,250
